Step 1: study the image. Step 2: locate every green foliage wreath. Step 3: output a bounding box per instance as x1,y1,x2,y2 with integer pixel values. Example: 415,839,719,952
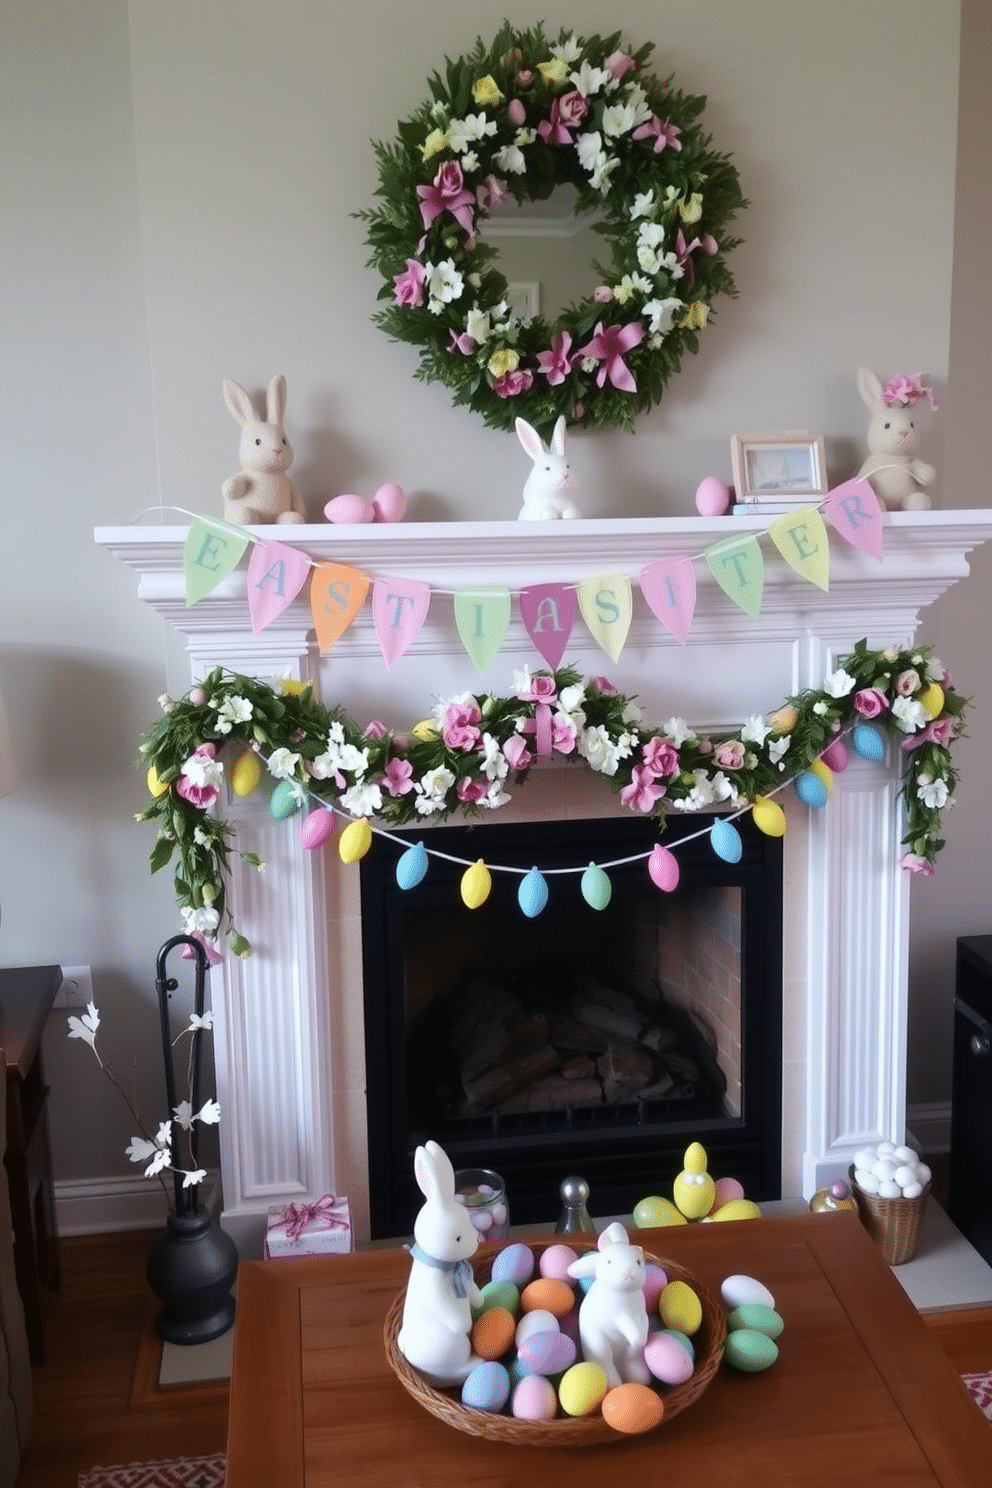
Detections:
359,21,745,434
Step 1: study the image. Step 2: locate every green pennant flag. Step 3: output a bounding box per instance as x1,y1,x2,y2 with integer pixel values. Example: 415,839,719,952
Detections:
705,533,764,618
183,518,250,606
453,587,511,674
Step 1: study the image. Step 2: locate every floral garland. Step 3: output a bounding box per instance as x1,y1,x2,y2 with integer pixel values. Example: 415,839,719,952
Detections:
138,641,966,959
358,22,745,434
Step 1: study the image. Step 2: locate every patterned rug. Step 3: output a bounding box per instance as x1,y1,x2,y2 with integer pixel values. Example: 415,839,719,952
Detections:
78,1455,226,1488
963,1371,992,1421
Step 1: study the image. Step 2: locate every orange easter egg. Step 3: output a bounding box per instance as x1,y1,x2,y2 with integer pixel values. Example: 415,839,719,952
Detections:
471,1307,516,1361
601,1382,665,1435
520,1278,575,1318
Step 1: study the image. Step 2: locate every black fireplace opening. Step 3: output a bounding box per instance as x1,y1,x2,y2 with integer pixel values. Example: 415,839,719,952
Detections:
360,812,782,1238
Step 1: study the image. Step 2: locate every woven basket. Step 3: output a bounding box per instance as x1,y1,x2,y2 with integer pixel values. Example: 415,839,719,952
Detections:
383,1235,725,1446
849,1166,930,1265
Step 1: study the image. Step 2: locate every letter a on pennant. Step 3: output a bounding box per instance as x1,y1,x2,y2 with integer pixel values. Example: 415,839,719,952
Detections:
453,588,511,674
639,557,697,645
705,535,764,618
183,518,249,606
519,583,575,669
247,541,312,632
769,508,830,591
310,562,370,652
372,577,431,668
576,573,632,663
822,477,884,562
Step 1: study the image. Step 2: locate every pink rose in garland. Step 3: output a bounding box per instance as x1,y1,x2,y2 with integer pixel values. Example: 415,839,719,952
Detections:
620,763,667,813
641,736,679,778
442,701,482,750
853,687,888,718
392,258,426,307
714,740,747,771
176,743,223,809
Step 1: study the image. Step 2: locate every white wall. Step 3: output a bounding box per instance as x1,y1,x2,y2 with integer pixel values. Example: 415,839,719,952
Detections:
0,0,981,1219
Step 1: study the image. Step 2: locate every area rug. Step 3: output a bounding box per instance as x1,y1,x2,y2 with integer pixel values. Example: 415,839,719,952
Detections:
963,1371,992,1421
78,1455,226,1488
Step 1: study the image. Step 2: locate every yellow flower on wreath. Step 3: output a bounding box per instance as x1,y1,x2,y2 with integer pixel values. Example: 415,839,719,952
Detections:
488,346,520,377
679,302,709,330
538,57,570,84
422,128,449,161
679,192,704,224
472,75,504,107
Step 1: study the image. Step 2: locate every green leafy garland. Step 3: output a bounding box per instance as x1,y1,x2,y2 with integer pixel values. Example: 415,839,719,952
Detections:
358,22,745,434
137,641,966,959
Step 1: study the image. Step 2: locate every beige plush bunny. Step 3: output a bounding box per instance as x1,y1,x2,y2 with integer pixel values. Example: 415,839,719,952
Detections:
222,374,307,525
856,368,935,511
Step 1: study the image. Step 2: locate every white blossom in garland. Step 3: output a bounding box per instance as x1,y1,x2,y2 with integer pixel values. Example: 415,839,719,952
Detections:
215,694,253,735
267,747,302,780
823,666,856,698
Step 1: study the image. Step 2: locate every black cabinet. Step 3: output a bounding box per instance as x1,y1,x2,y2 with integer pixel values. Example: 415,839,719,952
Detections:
947,936,992,1266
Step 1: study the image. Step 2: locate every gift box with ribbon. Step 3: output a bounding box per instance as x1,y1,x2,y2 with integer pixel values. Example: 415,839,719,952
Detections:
264,1193,354,1258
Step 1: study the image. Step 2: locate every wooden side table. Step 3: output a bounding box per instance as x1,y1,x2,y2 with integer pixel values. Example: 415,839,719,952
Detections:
0,965,63,1364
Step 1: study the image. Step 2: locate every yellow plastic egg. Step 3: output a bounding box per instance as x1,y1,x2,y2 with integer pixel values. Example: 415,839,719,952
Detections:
146,764,169,798
230,748,263,797
601,1383,665,1435
918,681,945,719
752,794,786,837
767,705,798,735
709,1197,763,1222
412,719,439,742
632,1195,688,1229
673,1142,715,1219
658,1279,703,1336
279,679,308,697
809,758,834,796
557,1361,609,1418
461,858,492,909
338,818,373,863
684,1142,708,1175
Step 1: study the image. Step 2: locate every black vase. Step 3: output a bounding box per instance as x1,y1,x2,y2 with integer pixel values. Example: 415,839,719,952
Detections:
146,1204,239,1345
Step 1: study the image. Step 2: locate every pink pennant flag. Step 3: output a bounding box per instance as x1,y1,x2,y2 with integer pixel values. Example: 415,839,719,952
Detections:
822,477,885,562
639,557,697,645
247,541,312,633
372,577,431,668
519,583,576,669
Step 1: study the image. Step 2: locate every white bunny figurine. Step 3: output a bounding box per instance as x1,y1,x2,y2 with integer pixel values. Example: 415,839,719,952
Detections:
397,1140,483,1387
856,367,935,511
567,1221,650,1388
516,415,581,521
222,374,307,525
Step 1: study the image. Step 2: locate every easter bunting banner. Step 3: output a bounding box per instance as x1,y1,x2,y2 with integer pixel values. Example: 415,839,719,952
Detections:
180,478,885,671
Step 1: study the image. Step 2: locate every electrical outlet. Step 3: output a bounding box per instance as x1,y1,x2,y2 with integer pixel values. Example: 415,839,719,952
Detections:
54,965,94,1010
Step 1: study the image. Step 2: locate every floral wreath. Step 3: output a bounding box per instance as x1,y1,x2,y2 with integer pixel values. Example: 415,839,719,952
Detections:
138,640,965,959
359,22,745,434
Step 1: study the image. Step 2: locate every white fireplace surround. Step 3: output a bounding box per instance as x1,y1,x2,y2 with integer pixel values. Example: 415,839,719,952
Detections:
98,511,992,1255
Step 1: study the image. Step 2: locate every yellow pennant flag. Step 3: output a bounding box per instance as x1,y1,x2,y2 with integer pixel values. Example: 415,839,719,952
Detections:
576,573,632,663
768,507,830,592
310,562,370,652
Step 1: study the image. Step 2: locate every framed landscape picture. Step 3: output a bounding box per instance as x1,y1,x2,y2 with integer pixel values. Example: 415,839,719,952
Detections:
731,432,827,502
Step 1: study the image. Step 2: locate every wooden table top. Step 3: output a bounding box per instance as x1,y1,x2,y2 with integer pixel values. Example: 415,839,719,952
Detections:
225,1211,991,1487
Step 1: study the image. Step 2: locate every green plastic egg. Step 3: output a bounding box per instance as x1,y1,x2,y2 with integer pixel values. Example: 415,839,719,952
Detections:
269,777,304,818
726,1303,784,1340
724,1327,779,1373
474,1278,519,1316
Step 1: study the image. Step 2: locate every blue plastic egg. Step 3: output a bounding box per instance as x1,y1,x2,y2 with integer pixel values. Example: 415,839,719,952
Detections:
491,1242,535,1288
710,817,743,863
794,770,829,809
461,1360,511,1413
852,723,886,762
518,866,549,918
396,841,428,890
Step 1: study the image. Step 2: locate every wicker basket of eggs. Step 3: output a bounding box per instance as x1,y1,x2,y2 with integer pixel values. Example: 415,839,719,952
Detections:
849,1141,932,1265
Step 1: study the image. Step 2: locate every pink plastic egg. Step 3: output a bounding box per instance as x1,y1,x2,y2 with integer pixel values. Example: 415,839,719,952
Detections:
644,1331,695,1386
324,492,374,524
642,1263,669,1313
710,1175,746,1212
820,737,851,772
695,476,731,517
538,1243,578,1281
371,482,407,522
517,1329,576,1378
300,807,336,851
511,1373,558,1421
648,843,680,893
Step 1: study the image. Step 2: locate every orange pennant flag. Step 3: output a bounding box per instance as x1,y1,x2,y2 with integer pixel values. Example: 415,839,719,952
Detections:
310,562,370,652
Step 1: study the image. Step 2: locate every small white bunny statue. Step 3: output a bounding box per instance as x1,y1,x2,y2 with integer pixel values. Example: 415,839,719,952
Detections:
516,415,581,521
567,1221,650,1388
856,367,935,511
397,1140,483,1387
222,374,307,525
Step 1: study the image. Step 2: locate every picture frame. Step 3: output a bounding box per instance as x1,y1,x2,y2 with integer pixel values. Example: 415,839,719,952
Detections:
730,431,827,502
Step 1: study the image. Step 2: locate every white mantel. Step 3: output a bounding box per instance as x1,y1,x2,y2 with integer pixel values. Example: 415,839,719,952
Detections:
97,511,992,1254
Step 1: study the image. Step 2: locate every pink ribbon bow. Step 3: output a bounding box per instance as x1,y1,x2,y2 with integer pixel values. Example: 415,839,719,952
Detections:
519,702,554,758
580,320,645,392
280,1195,348,1242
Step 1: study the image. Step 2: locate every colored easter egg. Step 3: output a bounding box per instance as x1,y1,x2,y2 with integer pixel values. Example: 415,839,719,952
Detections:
338,817,372,862
809,758,834,795
580,862,612,910
720,1274,776,1311
710,1176,746,1212
723,1328,779,1373
727,1303,784,1340
820,737,851,772
852,723,886,762
641,1263,669,1312
538,1243,578,1281
460,858,492,909
794,770,828,809
518,866,549,918
476,1279,519,1316
323,493,374,524
662,1328,695,1361
511,1373,558,1421
601,1382,665,1435
768,705,798,735
461,1359,511,1412
491,1243,535,1289
918,681,945,718
471,1307,517,1361
411,719,438,742
269,778,304,819
695,476,731,517
520,1278,575,1319
300,807,336,851
659,1279,702,1335
684,1141,708,1175
632,1195,688,1229
557,1361,609,1417
230,749,263,797
517,1329,576,1378
146,763,169,798
515,1309,559,1348
371,482,408,523
395,840,428,890
648,843,680,892
710,817,742,863
644,1330,695,1386
752,794,786,837
709,1197,762,1222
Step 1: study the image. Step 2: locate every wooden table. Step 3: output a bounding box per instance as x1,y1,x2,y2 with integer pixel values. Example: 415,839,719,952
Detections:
226,1212,990,1487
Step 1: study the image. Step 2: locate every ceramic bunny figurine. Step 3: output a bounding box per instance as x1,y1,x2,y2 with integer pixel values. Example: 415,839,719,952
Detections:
567,1222,650,1387
397,1140,483,1387
856,368,935,511
516,415,580,521
222,374,307,525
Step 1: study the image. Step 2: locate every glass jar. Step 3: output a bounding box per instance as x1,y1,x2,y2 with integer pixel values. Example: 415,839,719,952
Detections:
454,1167,510,1242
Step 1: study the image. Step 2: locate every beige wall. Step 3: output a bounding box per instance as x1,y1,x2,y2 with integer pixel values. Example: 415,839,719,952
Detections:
0,0,982,1206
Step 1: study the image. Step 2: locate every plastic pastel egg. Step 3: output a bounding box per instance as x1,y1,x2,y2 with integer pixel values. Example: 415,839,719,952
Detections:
752,794,786,838
720,1274,776,1311
723,1328,779,1373
659,1279,702,1335
538,1244,578,1281
520,1278,575,1319
300,807,336,851
515,1309,559,1348
648,843,680,892
852,723,886,762
710,817,742,863
557,1361,609,1417
511,1373,558,1421
632,1195,688,1229
710,1176,746,1212
709,1197,762,1222
644,1330,695,1386
641,1263,669,1312
471,1307,516,1361
768,705,798,735
674,1172,715,1221
684,1142,708,1175
492,1243,535,1288
794,770,828,809
809,758,834,796
323,492,374,524
580,862,612,910
695,476,731,517
476,1279,519,1315
918,681,945,719
146,764,169,798
820,737,851,772
371,482,408,523
601,1382,665,1435
461,1359,511,1412
517,1329,576,1378
727,1304,784,1340
269,778,304,819
460,858,492,909
395,840,428,890
230,749,263,797
338,817,372,862
662,1328,695,1361
518,866,549,918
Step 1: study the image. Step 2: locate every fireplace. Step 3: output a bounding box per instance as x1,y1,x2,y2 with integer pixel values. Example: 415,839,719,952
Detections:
361,812,782,1237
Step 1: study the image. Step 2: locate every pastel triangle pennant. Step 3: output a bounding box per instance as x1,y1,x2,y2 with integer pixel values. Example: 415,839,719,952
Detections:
822,477,885,562
183,518,249,606
705,534,764,618
768,507,830,591
639,557,697,645
453,588,511,674
518,583,576,669
247,540,312,632
310,562,370,652
576,572,633,663
372,577,431,667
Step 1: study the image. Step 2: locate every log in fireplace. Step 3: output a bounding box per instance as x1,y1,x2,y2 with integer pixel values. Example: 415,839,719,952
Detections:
360,812,782,1237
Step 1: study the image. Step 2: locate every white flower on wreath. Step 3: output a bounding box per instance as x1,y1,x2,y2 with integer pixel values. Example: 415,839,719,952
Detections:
643,297,683,336
625,83,654,128
341,780,383,818
663,717,698,748
575,130,608,176
673,769,737,811
621,700,644,726
414,766,456,814
551,36,583,64
559,683,586,715
465,308,491,344
181,903,220,937
602,101,639,139
768,735,791,768
494,142,526,174
425,259,464,307
917,777,950,809
481,783,512,810
479,733,509,783
215,694,253,735
181,750,224,789
448,112,497,153
741,715,773,747
823,666,856,698
570,60,610,97
267,746,302,780
632,190,654,220
577,724,630,776
892,695,928,733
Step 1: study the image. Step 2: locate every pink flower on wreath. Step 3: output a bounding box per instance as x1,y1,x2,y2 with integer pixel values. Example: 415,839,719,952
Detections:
476,174,508,212
175,743,222,809
551,716,577,754
517,674,557,704
620,763,667,813
641,737,680,777
901,717,953,752
604,49,636,82
392,258,426,307
589,676,616,694
538,92,588,145
448,328,477,355
714,740,746,771
853,686,889,718
492,369,534,399
442,702,482,750
381,758,414,797
503,734,532,771
536,331,576,386
901,853,935,876
363,720,388,740
579,320,644,392
456,775,488,804
632,116,683,153
894,669,921,696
